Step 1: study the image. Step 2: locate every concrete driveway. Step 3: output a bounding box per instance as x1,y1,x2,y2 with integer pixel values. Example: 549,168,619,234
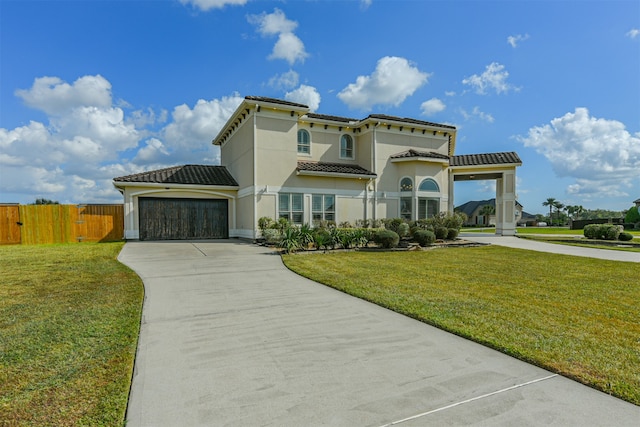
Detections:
118,240,640,426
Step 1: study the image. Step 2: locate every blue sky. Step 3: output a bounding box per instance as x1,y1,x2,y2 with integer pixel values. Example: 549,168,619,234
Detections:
1,0,639,214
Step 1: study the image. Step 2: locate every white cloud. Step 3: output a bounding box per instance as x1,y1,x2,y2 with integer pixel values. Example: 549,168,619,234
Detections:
248,9,308,65
518,108,640,200
15,75,112,115
247,8,297,36
460,106,494,123
462,62,518,95
420,98,446,116
285,85,321,112
337,56,429,110
179,0,247,11
269,32,309,65
162,95,244,162
627,28,639,39
360,0,372,9
1,74,245,203
507,33,530,48
268,70,299,91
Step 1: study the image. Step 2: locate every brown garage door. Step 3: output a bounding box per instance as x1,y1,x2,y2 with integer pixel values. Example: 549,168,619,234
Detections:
139,197,228,241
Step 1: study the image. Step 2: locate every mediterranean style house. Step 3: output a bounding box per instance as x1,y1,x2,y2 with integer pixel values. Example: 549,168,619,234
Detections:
113,96,522,240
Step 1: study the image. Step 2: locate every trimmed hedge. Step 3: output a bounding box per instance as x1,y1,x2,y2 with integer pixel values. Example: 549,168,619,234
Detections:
374,229,400,248
584,223,623,240
413,230,436,247
618,232,633,242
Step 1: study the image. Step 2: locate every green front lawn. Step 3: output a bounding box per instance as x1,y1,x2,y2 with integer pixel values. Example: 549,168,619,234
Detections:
0,243,144,426
283,247,640,405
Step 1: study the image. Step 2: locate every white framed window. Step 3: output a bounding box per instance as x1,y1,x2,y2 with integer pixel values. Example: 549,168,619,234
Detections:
418,198,440,219
399,177,414,220
312,194,335,225
340,134,354,159
279,193,303,225
418,178,439,192
297,129,310,154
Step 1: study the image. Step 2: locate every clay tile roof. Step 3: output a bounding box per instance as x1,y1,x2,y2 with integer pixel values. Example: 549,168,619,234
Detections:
113,165,238,186
244,96,308,109
305,113,358,123
450,152,522,166
390,149,450,160
297,161,376,177
366,114,456,130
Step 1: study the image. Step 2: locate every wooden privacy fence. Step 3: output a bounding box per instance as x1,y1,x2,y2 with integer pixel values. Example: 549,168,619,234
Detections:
0,204,124,245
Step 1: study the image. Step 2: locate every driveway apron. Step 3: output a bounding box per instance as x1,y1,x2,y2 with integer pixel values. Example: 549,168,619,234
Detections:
118,240,640,426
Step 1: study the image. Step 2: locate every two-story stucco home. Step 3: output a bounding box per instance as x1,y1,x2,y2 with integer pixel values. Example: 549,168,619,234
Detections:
114,96,521,240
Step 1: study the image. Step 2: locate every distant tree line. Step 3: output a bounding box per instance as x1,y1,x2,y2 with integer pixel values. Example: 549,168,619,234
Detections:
541,197,627,226
32,198,59,205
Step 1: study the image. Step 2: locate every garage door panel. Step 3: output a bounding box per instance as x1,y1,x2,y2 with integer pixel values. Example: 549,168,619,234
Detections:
139,198,228,240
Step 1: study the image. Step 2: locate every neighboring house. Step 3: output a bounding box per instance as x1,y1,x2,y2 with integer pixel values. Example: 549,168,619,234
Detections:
634,198,640,208
113,96,522,240
455,198,524,226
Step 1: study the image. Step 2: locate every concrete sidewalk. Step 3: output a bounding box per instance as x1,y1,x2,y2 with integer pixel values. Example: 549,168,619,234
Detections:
119,240,640,426
460,233,640,263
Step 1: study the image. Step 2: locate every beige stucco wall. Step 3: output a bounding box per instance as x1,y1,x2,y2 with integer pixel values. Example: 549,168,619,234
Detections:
220,118,254,189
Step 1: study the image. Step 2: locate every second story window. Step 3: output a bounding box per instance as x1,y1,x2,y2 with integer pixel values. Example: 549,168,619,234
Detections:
340,134,354,159
297,129,310,154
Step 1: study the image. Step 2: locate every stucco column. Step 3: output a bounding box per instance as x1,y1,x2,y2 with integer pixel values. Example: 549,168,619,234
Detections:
496,170,517,236
447,170,454,214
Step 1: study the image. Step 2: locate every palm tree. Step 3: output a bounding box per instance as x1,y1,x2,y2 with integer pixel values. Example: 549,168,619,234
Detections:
553,201,565,226
479,204,495,225
542,197,556,224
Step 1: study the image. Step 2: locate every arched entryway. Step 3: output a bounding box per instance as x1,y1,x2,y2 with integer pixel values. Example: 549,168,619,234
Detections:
448,152,522,236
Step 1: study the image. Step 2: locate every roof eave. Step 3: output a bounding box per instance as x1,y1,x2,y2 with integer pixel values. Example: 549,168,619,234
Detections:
296,170,376,179
450,162,522,170
390,157,450,165
112,181,239,190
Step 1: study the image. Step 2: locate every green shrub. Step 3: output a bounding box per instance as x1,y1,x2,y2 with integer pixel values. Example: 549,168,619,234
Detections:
434,226,448,240
584,224,599,239
618,232,633,242
258,216,274,236
413,230,436,247
447,228,459,240
605,225,622,241
313,229,333,251
374,230,400,249
262,228,281,245
383,218,409,237
584,223,623,240
278,226,301,254
624,206,640,224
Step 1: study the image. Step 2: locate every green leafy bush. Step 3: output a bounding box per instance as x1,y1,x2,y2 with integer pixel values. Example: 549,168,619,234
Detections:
584,224,623,240
447,228,459,240
618,232,633,242
624,206,640,224
413,230,436,247
258,216,274,237
383,218,409,237
262,228,281,245
278,226,301,254
434,226,448,240
374,230,400,249
605,225,622,241
313,229,333,251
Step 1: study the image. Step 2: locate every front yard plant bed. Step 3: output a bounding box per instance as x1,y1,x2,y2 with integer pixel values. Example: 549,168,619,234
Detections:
518,235,640,252
282,246,640,406
0,243,144,426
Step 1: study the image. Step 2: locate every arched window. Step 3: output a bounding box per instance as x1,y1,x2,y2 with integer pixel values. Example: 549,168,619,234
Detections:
418,178,439,192
340,134,354,159
400,177,413,192
297,129,310,154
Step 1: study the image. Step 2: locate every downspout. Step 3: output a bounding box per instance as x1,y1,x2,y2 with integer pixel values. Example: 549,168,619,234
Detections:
253,105,258,239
